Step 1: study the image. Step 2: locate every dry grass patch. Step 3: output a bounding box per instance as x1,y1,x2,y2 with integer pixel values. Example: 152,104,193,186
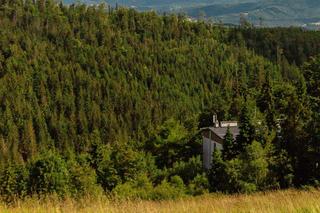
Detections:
1,189,320,213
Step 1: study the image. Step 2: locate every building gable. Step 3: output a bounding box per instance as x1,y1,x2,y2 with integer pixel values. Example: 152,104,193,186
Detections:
201,118,240,169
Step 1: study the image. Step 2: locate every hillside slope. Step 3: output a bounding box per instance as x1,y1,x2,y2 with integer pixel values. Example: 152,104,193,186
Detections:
0,1,285,156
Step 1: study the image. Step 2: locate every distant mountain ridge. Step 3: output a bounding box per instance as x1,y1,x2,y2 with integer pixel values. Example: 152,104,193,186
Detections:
184,0,320,26
64,0,320,27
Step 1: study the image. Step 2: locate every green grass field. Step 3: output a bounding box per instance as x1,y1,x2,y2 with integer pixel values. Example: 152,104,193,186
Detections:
1,189,320,213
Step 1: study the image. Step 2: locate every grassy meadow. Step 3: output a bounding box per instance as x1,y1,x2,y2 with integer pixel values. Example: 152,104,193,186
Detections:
1,190,320,213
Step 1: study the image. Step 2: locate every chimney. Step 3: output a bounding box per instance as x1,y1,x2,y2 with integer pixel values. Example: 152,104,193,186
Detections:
213,114,220,128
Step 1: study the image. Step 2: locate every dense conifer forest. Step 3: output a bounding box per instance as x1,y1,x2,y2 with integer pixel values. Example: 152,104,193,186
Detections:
0,0,320,201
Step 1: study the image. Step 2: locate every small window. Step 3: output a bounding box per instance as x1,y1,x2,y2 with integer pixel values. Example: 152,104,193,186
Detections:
214,143,217,150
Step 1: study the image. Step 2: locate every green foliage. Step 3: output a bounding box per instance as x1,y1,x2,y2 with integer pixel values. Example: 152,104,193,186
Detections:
208,150,227,192
0,164,29,201
240,141,269,190
112,174,154,200
29,151,70,196
146,119,200,168
95,143,156,191
94,144,120,191
0,0,319,199
300,56,320,186
222,127,235,160
268,149,294,189
0,1,281,163
303,56,320,101
68,155,102,196
209,142,269,193
228,28,320,66
113,175,187,200
152,176,187,200
168,156,203,184
187,173,209,196
258,73,276,130
236,105,255,153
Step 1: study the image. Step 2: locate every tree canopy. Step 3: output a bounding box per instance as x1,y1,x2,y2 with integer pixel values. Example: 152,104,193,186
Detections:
0,0,320,200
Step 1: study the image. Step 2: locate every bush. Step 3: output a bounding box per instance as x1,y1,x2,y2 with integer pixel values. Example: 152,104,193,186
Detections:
208,150,228,192
238,181,257,193
29,151,70,197
112,174,153,200
223,158,242,193
68,155,102,197
169,156,203,184
113,175,187,200
268,149,294,189
187,173,209,196
208,141,269,194
241,141,268,187
151,176,186,200
0,164,29,201
96,143,156,191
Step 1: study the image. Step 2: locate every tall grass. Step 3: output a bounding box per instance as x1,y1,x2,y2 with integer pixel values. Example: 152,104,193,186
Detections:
1,189,320,213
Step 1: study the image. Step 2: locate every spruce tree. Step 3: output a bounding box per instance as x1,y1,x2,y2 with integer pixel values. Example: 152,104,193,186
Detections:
258,72,276,130
236,105,255,153
207,150,226,192
222,127,235,160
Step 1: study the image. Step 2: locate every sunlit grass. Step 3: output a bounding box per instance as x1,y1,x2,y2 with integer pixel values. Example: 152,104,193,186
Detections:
1,189,320,213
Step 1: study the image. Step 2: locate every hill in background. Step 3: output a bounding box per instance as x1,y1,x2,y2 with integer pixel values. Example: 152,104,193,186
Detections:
64,0,320,27
184,0,320,27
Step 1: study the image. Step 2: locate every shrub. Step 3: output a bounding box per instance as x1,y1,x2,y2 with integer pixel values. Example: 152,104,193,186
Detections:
112,174,153,200
240,141,269,191
68,156,102,197
187,173,209,196
208,142,269,194
29,151,70,197
238,181,257,193
113,175,187,200
208,150,228,192
0,164,29,201
96,143,155,192
169,156,203,184
151,176,186,200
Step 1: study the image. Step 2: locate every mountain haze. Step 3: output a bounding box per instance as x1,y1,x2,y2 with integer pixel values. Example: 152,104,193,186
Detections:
185,0,320,26
65,0,320,27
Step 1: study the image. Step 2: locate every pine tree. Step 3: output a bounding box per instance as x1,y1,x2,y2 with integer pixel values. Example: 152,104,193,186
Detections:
207,150,226,192
236,105,255,153
0,136,8,168
222,127,235,160
240,141,268,189
258,72,276,130
19,119,37,161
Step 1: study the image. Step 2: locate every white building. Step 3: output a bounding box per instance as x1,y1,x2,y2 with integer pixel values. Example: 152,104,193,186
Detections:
201,116,239,169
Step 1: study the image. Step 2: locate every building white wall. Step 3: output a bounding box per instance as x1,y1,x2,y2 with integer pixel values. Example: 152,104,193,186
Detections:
203,137,223,169
220,121,238,127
